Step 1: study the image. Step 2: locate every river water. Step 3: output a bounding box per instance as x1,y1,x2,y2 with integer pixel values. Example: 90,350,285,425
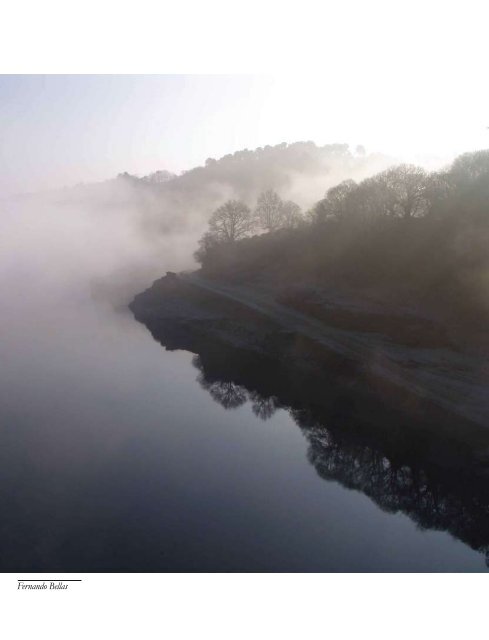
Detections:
0,199,487,571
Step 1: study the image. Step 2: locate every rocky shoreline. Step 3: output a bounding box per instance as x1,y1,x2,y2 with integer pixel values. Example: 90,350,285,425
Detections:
131,271,489,428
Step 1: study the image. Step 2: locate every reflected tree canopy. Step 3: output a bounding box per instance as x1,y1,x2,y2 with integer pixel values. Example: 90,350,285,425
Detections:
198,377,248,410
193,355,279,418
250,391,279,421
143,319,489,566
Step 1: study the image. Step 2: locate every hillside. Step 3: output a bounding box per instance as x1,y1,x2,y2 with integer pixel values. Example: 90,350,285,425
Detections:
195,149,489,340
53,141,394,236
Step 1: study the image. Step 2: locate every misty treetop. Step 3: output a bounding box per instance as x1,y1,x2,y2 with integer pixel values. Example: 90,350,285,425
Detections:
209,200,254,243
255,190,287,232
310,164,430,223
254,190,303,232
194,190,304,262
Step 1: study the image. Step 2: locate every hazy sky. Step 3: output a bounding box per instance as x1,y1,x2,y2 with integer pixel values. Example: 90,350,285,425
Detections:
1,74,488,195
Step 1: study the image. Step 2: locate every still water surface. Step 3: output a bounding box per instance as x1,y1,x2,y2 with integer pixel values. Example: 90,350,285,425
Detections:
0,201,487,571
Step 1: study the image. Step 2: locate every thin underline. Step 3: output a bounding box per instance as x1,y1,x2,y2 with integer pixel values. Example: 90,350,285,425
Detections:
18,579,82,581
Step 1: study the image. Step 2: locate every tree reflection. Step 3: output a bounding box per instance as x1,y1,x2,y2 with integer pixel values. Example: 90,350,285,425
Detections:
194,355,248,410
193,355,278,418
201,378,248,409
249,391,279,420
145,324,489,566
305,419,489,565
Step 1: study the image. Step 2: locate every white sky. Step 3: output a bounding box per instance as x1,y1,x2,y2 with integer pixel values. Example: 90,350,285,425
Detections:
1,2,488,195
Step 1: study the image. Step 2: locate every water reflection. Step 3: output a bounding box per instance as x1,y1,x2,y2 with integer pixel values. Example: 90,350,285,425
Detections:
194,355,279,418
143,318,489,566
196,369,249,410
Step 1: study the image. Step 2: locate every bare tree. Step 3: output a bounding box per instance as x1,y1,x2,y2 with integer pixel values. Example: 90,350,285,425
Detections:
280,200,303,228
255,189,284,232
377,164,429,218
313,179,357,222
450,149,489,184
353,176,394,220
208,200,254,243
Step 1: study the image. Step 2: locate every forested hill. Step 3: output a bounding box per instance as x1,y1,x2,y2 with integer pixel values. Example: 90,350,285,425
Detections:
195,149,489,336
53,141,394,234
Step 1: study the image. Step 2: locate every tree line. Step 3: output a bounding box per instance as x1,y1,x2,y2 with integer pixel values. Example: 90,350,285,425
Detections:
309,151,489,224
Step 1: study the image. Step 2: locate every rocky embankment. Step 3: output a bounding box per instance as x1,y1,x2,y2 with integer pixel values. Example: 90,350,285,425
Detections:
131,271,489,430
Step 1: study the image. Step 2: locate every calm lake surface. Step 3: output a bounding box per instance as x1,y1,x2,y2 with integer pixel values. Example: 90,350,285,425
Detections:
1,201,487,572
